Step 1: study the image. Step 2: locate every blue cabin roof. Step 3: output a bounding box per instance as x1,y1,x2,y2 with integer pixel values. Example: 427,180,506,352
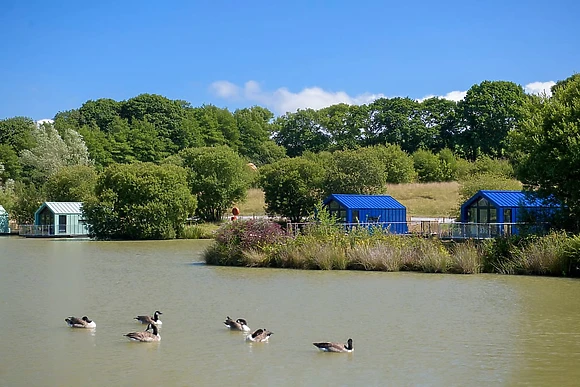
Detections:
323,194,405,209
462,190,557,209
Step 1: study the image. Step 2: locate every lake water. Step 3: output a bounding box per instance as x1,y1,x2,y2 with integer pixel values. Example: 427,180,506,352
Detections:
1,237,579,386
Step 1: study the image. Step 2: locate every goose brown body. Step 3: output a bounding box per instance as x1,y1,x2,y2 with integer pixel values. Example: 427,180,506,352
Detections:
124,323,161,342
246,328,273,342
65,316,96,329
224,316,251,332
313,338,353,353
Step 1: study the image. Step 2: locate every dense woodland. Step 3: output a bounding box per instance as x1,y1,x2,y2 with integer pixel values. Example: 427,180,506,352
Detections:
0,74,579,238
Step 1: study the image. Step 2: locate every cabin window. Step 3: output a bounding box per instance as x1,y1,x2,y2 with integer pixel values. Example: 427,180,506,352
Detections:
352,210,360,223
327,201,347,222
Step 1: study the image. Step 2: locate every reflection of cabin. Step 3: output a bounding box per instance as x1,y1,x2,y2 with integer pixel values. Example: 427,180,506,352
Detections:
323,194,408,234
0,205,9,234
459,190,557,238
21,202,88,237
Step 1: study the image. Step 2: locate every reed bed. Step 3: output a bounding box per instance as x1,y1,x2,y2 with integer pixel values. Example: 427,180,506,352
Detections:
203,219,580,277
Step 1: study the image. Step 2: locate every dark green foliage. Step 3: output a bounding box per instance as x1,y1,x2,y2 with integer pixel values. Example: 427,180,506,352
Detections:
259,157,325,222
273,109,331,157
0,144,22,182
0,117,36,153
10,182,45,224
510,74,580,231
457,81,527,160
83,162,196,240
180,145,252,222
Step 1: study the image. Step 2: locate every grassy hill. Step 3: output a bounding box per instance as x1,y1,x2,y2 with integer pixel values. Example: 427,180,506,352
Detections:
235,182,461,219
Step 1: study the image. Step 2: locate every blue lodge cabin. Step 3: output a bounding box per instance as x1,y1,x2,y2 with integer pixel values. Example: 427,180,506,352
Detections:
323,194,408,234
22,202,89,237
0,205,9,234
459,190,558,238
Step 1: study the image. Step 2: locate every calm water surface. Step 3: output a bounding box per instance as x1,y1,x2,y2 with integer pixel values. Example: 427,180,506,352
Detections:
1,237,579,386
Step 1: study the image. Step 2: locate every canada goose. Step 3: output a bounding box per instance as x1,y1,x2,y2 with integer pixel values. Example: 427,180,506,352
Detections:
134,310,163,325
313,338,353,353
224,316,251,332
65,316,96,329
246,328,273,342
124,323,161,342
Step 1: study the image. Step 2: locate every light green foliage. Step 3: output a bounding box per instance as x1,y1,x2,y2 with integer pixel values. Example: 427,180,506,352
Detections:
458,173,522,203
437,148,458,181
180,145,251,222
510,74,580,230
83,162,196,240
259,157,325,222
413,149,443,182
472,155,514,178
0,168,16,213
44,165,98,202
324,147,387,195
19,123,93,183
370,144,417,183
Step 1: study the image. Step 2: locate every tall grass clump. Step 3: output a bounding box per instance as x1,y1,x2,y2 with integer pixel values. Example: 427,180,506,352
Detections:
180,223,219,239
447,241,482,274
512,231,569,276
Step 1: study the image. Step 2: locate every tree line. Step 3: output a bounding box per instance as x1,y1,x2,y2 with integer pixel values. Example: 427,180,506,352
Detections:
0,74,579,236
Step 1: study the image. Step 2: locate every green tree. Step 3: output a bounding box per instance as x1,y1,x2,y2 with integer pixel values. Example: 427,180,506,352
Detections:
180,145,252,222
0,144,22,182
259,157,325,222
458,81,527,160
44,165,98,202
78,98,122,132
365,97,428,153
437,148,458,181
10,182,45,224
0,117,36,154
370,144,417,183
83,162,196,239
318,103,366,151
234,106,274,162
272,109,330,157
413,149,443,182
324,147,386,195
510,73,580,230
418,98,458,152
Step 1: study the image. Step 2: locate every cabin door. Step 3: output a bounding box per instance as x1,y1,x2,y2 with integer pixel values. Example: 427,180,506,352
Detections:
58,215,67,234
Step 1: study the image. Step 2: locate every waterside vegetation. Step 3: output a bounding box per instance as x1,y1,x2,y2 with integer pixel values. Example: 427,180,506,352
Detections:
204,217,580,277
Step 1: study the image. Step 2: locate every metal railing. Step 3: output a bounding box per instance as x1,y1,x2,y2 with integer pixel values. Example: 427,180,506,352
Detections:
286,221,545,239
19,224,89,237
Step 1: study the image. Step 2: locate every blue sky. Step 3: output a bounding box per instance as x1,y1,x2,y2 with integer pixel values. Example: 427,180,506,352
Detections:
1,0,578,120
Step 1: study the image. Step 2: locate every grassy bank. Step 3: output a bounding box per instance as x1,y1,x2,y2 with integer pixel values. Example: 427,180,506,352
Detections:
203,219,580,277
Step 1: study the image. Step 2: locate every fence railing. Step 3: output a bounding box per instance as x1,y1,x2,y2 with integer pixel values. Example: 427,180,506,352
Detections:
286,221,545,239
19,224,89,237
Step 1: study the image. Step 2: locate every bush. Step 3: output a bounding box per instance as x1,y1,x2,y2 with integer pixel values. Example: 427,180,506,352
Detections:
413,149,443,182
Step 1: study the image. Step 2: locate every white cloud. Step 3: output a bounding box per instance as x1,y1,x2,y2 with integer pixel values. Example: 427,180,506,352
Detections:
209,79,558,114
418,90,467,103
209,80,386,114
524,81,555,97
36,118,54,127
208,80,241,99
